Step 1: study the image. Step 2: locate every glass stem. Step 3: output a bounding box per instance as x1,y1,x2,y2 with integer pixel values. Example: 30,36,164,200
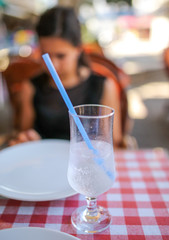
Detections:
83,197,100,223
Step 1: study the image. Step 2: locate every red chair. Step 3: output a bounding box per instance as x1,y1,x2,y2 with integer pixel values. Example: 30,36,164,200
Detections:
85,52,130,140
3,52,135,148
163,47,169,77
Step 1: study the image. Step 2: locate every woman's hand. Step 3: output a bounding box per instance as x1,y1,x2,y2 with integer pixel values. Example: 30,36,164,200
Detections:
8,129,41,146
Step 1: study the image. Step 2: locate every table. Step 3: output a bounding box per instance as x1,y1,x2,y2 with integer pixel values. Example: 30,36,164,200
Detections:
0,148,169,240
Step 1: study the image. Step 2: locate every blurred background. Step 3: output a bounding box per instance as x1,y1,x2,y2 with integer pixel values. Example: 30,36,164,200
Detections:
0,0,169,150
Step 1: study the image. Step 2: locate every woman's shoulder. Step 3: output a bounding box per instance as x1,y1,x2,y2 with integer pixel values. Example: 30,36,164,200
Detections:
79,66,106,82
87,72,107,91
89,72,106,81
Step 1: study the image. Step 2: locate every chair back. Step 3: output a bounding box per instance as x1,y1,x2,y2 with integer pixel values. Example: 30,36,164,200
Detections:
3,57,42,93
163,47,169,76
85,52,130,135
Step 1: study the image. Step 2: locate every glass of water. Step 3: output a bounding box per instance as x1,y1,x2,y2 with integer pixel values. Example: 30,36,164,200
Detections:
67,104,116,233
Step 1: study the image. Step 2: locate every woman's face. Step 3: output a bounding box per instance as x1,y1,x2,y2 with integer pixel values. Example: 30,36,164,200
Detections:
39,37,81,78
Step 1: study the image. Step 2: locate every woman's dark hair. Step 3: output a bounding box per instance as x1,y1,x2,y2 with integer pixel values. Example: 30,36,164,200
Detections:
36,6,81,47
36,6,89,68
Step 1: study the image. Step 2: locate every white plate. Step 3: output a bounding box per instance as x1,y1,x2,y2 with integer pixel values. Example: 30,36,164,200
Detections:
0,139,76,201
0,227,79,240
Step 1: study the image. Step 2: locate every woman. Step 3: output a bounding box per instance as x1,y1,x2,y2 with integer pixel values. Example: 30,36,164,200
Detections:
9,6,123,148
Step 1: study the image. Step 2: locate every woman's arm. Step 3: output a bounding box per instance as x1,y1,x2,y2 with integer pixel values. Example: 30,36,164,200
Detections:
8,81,41,146
15,81,35,131
100,78,123,148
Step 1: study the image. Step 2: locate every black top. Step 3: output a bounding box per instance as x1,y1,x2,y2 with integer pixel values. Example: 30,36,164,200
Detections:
32,72,105,139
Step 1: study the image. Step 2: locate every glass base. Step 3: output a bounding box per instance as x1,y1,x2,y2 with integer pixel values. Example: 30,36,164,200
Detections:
71,205,111,233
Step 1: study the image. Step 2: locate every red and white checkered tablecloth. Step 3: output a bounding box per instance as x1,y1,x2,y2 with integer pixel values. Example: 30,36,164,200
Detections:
0,148,169,240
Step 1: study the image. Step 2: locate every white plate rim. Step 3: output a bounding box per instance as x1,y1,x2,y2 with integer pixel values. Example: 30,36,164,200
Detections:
0,227,80,240
0,139,77,201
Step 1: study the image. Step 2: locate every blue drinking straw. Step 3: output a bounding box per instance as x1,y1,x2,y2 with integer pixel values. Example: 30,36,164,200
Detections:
42,53,114,180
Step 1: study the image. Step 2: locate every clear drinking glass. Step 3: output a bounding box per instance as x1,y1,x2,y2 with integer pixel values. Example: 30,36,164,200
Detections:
67,104,116,233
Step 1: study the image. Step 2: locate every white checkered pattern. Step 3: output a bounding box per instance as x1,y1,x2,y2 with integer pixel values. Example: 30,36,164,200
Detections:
0,149,169,240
